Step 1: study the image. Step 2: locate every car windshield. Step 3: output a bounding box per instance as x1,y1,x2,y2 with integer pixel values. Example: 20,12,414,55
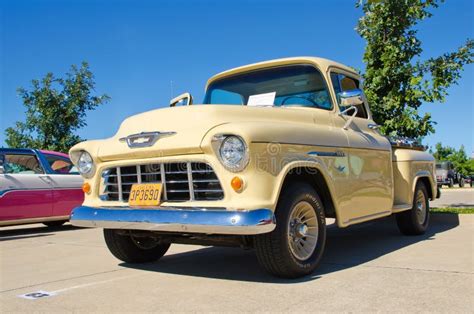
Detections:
203,64,332,110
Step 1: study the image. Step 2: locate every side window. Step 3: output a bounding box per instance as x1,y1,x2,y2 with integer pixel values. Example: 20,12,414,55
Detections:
330,72,368,119
44,154,77,174
4,154,44,174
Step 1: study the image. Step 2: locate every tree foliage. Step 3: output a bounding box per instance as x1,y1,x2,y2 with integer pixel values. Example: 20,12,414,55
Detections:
433,142,472,175
5,62,110,152
357,0,473,138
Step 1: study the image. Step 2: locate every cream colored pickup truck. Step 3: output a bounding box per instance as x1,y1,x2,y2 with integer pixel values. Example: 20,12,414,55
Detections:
70,57,438,278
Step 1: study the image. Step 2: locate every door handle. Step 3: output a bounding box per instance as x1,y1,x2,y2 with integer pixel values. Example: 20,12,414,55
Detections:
368,123,380,130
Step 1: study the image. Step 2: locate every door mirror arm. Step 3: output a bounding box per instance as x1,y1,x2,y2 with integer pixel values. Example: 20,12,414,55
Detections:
339,106,358,130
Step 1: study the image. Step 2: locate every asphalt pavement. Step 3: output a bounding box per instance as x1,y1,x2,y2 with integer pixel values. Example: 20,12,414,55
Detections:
431,186,474,208
0,210,472,312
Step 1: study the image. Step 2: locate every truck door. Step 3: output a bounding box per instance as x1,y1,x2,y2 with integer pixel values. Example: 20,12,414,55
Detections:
330,71,393,225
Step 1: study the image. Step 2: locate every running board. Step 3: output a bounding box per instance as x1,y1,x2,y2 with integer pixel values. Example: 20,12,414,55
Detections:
392,204,412,213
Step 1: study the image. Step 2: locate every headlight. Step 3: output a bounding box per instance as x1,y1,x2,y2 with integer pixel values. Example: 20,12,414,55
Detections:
216,135,249,172
77,151,94,177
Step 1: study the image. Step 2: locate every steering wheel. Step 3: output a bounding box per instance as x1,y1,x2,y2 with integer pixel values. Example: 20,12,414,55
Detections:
280,96,319,107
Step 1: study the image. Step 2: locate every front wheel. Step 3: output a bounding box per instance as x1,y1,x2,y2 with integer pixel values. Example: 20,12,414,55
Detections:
254,182,326,278
104,229,170,263
396,182,430,235
459,178,465,188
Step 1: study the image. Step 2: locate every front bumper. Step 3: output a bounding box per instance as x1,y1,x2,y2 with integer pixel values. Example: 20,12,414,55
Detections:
70,206,276,235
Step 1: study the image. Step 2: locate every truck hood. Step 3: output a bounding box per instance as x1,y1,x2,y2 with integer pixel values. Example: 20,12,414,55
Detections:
97,105,315,161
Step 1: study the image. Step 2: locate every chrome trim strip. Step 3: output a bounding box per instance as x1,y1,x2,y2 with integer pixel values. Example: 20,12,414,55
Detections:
160,163,167,201
308,151,345,157
70,206,276,235
136,165,141,184
0,215,70,227
0,187,80,198
252,141,391,152
187,162,195,201
119,131,177,148
117,167,123,202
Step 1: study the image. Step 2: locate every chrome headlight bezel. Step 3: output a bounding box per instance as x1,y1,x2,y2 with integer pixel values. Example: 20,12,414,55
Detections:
77,151,95,178
213,134,249,172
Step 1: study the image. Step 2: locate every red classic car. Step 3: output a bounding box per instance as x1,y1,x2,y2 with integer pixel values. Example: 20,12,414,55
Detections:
0,148,84,227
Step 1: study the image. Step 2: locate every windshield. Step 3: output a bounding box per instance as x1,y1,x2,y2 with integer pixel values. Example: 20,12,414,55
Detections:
203,64,333,110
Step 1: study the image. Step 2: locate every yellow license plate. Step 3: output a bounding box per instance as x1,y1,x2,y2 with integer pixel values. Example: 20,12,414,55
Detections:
128,183,163,206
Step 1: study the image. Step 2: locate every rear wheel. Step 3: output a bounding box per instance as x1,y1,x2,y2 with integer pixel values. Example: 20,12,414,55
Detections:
396,182,430,235
254,182,326,278
104,229,170,263
43,220,67,227
448,178,454,188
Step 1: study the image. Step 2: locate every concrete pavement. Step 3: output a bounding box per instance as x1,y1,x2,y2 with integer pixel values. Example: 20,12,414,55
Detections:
431,187,473,208
0,213,472,312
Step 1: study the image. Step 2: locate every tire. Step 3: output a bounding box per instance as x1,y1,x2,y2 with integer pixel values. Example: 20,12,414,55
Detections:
448,178,454,188
459,178,465,188
43,220,67,227
254,182,326,278
396,182,430,235
103,229,170,263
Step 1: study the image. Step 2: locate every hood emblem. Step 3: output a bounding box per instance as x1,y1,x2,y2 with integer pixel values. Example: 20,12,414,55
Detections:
119,131,176,148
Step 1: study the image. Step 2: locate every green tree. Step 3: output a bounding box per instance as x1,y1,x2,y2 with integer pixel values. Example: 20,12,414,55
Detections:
356,0,473,138
433,142,471,175
447,145,470,176
432,142,455,161
5,62,110,152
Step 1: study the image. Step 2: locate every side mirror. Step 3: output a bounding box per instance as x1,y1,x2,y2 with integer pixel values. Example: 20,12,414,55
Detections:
170,92,193,107
338,89,364,107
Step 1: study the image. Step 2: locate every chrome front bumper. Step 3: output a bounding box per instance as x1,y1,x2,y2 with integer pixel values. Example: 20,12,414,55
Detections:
70,206,276,235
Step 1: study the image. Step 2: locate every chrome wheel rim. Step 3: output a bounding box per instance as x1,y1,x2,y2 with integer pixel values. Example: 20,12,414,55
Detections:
415,190,427,225
288,201,319,261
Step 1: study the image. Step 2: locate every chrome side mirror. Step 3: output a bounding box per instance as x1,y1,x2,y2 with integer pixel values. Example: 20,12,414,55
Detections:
339,89,363,107
170,92,193,107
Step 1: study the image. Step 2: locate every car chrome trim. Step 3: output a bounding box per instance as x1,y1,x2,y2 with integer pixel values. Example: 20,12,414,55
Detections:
307,151,345,157
70,206,276,235
119,131,177,148
101,162,223,203
0,215,70,227
0,187,80,198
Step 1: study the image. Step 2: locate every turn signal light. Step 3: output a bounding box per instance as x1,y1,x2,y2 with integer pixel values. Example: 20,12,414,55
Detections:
82,182,91,194
231,176,244,192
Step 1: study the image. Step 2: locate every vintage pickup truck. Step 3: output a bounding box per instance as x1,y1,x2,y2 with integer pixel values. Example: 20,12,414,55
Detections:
69,57,438,278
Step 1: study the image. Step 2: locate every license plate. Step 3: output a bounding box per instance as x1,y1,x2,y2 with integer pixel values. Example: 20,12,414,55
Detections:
128,183,162,206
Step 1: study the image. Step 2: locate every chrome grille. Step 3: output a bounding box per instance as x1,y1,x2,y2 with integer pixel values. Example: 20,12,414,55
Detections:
101,162,224,202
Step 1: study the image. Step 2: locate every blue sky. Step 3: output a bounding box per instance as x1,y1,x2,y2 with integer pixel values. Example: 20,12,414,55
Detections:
1,0,473,155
